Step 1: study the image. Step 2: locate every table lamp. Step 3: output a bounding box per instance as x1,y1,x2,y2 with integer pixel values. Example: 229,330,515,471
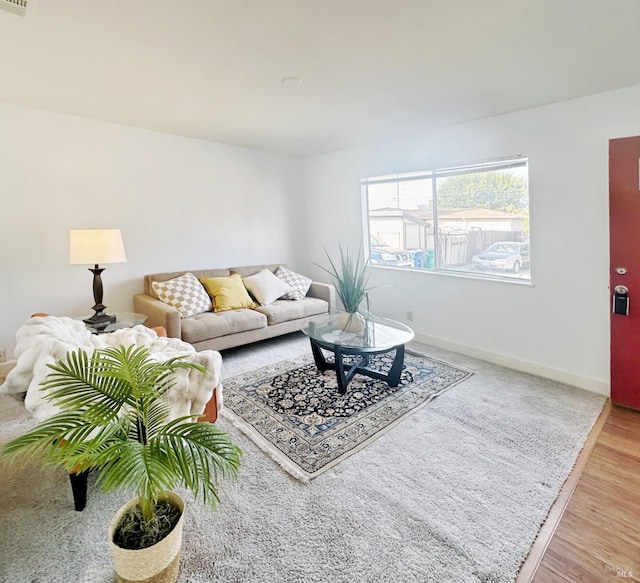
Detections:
70,229,127,328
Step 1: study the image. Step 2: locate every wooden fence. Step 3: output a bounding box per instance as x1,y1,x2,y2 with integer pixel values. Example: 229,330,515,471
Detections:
427,230,527,267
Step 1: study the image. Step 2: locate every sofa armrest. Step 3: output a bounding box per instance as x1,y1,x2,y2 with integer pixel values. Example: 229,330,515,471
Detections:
133,294,182,339
307,282,337,313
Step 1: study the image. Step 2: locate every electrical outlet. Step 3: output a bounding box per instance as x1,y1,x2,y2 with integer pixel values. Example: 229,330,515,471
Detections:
0,349,5,363
406,310,414,322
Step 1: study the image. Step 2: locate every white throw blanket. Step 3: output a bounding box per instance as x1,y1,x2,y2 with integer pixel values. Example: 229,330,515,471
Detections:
0,316,223,422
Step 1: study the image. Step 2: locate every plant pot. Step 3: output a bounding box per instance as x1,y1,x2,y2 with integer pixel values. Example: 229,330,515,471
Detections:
109,491,185,583
338,311,365,333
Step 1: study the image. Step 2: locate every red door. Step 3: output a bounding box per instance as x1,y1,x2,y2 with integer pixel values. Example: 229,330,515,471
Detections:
610,136,640,409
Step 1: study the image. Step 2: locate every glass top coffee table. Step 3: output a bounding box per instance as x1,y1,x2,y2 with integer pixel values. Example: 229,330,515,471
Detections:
301,312,415,394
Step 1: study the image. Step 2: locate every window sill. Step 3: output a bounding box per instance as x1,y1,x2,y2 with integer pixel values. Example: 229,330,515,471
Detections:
369,264,534,286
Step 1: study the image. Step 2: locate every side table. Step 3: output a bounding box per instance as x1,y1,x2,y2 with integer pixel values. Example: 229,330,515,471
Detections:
76,312,148,334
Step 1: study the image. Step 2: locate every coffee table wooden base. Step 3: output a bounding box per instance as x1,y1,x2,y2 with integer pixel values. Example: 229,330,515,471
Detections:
309,338,406,394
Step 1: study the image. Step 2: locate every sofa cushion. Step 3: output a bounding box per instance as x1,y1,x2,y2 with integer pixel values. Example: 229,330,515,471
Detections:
242,269,292,306
254,297,328,326
181,309,267,344
200,274,257,312
151,272,212,318
275,266,312,301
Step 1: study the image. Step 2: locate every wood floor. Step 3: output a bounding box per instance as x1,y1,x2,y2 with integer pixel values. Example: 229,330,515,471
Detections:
522,402,640,582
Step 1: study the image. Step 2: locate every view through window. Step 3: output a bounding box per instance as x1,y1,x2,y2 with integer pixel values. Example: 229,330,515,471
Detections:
362,157,530,281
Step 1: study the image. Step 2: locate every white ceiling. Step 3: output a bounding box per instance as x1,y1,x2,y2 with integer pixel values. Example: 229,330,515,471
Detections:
2,0,640,157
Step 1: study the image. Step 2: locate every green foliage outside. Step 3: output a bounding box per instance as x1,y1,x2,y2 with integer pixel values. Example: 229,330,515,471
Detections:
437,171,528,214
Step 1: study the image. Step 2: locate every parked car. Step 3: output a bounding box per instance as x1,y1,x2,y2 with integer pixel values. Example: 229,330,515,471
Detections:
369,236,413,267
471,241,529,274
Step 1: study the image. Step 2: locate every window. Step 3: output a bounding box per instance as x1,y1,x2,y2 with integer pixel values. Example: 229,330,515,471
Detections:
362,156,530,281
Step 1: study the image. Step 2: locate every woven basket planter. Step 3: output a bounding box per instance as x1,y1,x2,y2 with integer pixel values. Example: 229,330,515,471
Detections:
109,491,185,583
338,311,365,333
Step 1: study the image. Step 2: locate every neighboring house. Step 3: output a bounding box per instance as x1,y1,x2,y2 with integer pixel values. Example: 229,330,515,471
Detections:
368,207,526,260
368,208,431,249
414,208,526,232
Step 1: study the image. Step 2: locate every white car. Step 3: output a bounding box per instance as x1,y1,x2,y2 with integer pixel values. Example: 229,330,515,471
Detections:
471,241,529,274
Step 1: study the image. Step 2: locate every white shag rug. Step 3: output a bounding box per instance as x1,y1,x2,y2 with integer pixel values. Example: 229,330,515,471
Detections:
0,333,606,583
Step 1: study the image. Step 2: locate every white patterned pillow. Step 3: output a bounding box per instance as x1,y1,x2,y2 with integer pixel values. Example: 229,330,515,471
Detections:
152,272,212,318
275,266,312,301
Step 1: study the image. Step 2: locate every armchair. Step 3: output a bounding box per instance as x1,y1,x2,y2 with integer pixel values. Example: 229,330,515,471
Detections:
0,315,223,509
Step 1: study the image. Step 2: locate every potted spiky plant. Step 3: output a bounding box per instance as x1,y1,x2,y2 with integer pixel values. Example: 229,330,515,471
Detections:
315,244,372,332
1,344,242,583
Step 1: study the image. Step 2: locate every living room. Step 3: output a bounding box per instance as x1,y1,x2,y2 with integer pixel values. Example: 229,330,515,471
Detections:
1,4,639,397
1,2,640,582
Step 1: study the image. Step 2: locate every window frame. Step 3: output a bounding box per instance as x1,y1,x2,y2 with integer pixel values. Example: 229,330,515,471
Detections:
362,155,531,285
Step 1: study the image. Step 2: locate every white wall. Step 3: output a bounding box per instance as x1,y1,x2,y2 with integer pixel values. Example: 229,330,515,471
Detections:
4,85,640,393
303,84,640,395
0,102,305,356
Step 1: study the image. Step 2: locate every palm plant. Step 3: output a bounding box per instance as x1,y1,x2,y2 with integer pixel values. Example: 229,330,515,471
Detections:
1,344,241,530
316,243,372,314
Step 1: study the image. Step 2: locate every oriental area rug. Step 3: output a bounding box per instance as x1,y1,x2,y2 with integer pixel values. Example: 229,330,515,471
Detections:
220,350,473,481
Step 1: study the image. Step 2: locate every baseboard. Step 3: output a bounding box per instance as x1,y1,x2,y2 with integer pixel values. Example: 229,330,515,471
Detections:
413,332,609,396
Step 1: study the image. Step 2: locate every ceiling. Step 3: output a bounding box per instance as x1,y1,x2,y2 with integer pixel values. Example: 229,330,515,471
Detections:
1,0,640,157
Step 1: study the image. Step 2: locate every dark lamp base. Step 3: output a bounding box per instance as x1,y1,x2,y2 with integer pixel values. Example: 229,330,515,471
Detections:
83,313,116,329
85,265,116,330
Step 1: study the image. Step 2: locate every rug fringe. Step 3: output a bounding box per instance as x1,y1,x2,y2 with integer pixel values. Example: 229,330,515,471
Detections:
220,408,311,483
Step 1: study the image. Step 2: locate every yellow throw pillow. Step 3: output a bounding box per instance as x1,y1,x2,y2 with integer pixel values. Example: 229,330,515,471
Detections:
200,273,257,312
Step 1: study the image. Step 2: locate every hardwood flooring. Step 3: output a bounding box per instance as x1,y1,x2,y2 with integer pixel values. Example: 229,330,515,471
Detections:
522,402,640,582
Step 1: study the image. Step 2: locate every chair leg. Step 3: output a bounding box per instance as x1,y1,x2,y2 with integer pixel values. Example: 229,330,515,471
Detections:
69,471,89,511
200,390,219,423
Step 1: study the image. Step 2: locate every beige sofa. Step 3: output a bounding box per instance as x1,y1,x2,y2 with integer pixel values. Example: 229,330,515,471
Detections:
133,264,335,352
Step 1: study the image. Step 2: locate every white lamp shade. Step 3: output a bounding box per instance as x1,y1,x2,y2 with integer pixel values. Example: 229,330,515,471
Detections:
69,229,127,265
